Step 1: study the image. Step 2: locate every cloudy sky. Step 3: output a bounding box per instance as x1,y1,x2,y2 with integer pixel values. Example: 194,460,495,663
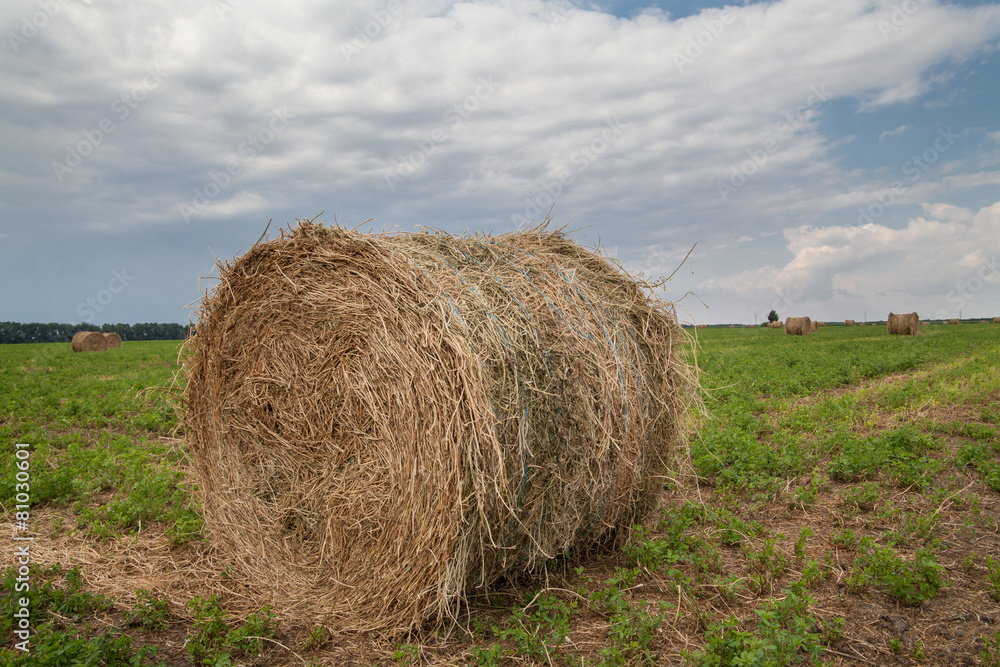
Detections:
2,0,999,326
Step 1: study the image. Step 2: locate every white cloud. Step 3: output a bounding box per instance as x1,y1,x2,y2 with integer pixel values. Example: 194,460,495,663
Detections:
697,199,1000,321
1,0,1000,323
878,125,913,141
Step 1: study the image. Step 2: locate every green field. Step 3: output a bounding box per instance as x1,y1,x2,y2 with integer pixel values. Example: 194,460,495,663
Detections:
2,323,1000,665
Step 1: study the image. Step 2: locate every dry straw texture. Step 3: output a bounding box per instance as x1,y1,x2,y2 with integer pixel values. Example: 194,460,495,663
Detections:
845,319,856,327
71,331,109,352
784,316,812,335
994,317,1000,324
887,312,920,336
103,332,122,348
181,220,698,635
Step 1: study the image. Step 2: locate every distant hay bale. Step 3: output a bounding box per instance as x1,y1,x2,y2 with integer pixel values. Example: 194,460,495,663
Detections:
768,321,783,329
887,312,919,336
981,320,989,324
811,321,819,332
845,319,856,327
817,321,827,327
103,332,122,348
949,318,961,325
71,331,109,352
994,317,1000,324
181,220,699,634
785,316,812,335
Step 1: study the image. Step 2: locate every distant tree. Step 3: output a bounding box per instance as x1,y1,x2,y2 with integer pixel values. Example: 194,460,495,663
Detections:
0,322,186,344
767,309,779,323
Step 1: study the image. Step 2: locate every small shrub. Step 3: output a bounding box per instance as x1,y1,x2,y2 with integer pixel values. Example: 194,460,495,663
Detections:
499,592,576,663
841,482,880,512
0,623,161,667
986,556,1000,602
123,588,170,631
980,629,1000,667
684,582,824,666
847,538,945,605
795,527,812,563
830,528,858,549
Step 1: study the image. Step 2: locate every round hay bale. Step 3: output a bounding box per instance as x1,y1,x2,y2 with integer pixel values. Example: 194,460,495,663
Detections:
784,316,812,335
181,220,698,634
949,318,961,325
994,317,1000,324
103,332,122,348
845,319,856,327
887,312,919,335
71,331,109,352
817,321,826,327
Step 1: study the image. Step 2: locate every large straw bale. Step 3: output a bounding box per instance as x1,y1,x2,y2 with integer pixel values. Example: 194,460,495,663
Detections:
845,319,855,327
949,318,961,324
181,220,699,634
888,312,919,335
785,316,812,335
103,332,122,348
994,317,1000,324
71,331,109,352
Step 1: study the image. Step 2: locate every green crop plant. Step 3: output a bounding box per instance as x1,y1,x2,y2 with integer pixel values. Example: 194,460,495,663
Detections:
846,538,945,605
498,592,576,664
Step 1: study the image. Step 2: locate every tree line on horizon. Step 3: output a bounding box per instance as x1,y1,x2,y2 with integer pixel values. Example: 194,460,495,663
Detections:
0,321,188,344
